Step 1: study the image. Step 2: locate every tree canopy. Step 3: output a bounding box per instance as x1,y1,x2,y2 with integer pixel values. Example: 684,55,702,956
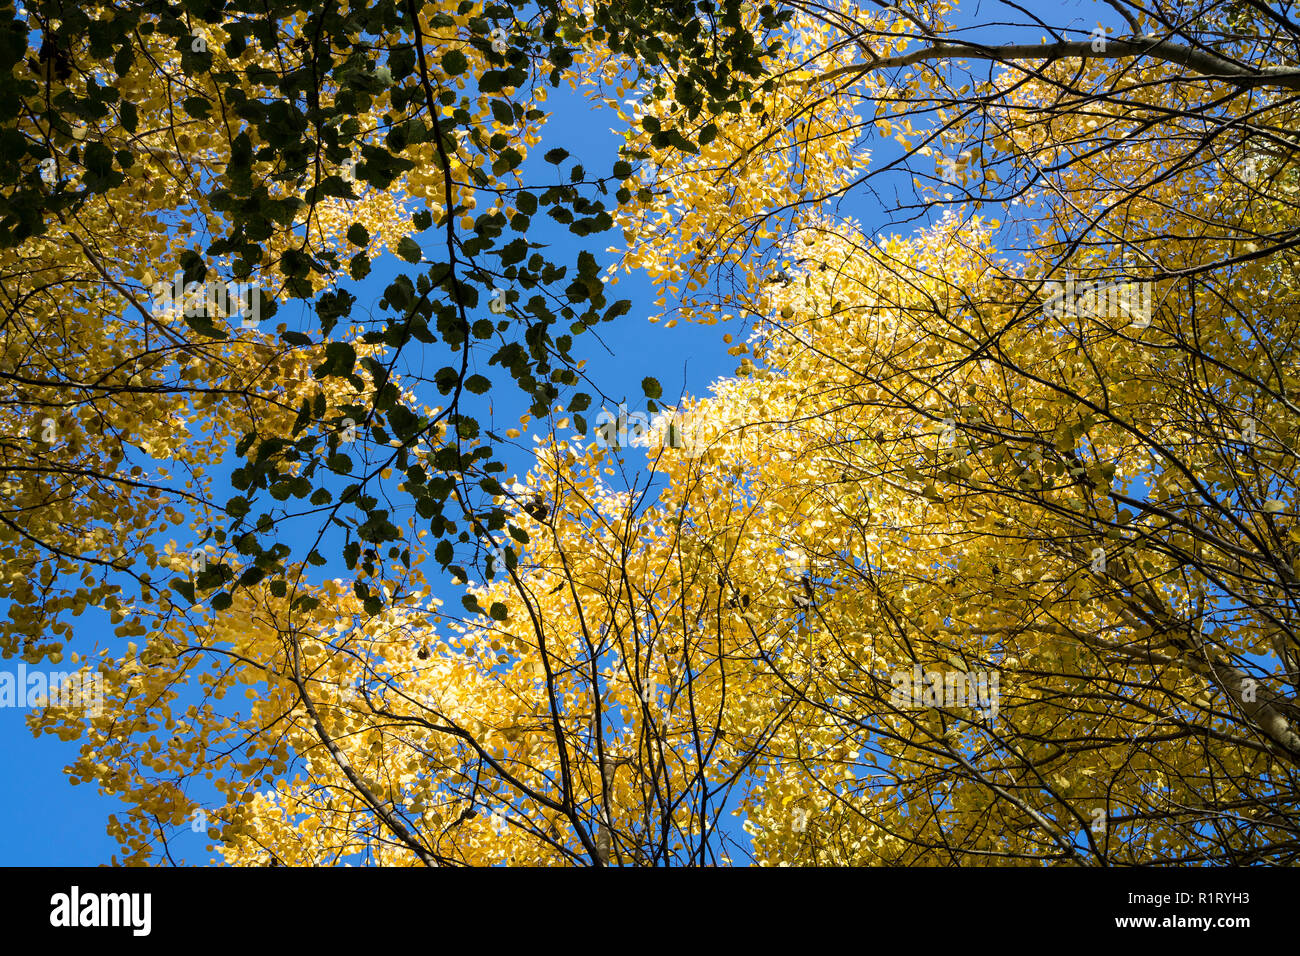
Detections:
8,0,1300,865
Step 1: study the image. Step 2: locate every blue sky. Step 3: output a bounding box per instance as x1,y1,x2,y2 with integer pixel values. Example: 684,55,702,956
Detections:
0,67,748,865
0,0,1132,865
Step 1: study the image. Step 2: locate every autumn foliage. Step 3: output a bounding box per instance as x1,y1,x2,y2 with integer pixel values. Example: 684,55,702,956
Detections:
6,0,1300,865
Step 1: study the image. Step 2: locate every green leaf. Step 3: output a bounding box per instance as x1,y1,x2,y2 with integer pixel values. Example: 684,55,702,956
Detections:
442,49,469,75
396,237,422,262
316,341,356,378
491,100,514,126
181,96,211,120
